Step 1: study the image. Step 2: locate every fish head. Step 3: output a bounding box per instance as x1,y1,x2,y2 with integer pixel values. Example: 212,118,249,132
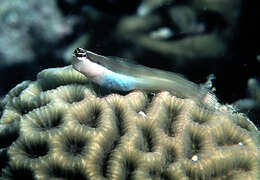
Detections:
73,48,105,65
72,48,108,80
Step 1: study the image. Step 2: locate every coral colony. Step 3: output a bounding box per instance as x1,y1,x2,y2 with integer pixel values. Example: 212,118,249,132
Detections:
0,66,259,179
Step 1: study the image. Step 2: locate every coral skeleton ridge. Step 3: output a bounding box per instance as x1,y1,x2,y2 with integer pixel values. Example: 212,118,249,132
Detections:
0,66,259,180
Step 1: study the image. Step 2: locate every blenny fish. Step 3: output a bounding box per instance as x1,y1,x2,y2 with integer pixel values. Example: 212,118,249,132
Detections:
72,48,219,109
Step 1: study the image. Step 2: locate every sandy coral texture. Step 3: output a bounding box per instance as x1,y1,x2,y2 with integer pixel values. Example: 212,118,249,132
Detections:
0,66,259,180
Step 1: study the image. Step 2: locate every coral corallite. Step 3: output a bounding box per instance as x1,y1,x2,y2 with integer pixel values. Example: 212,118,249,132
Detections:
0,66,259,180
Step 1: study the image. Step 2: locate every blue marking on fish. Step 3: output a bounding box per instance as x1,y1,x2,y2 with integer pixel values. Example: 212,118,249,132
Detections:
100,71,137,91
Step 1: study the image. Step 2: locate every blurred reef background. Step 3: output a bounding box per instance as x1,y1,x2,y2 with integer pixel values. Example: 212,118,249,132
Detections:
0,0,259,126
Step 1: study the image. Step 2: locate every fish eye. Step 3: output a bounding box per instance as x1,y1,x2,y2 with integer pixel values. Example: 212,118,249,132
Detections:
74,48,87,57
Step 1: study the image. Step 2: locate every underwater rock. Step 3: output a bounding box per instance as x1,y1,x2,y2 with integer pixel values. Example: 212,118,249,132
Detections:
0,0,72,66
234,78,260,111
234,78,260,127
116,0,242,68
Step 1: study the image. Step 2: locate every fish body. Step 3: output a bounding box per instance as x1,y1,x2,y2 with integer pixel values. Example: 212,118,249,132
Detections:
72,48,218,109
